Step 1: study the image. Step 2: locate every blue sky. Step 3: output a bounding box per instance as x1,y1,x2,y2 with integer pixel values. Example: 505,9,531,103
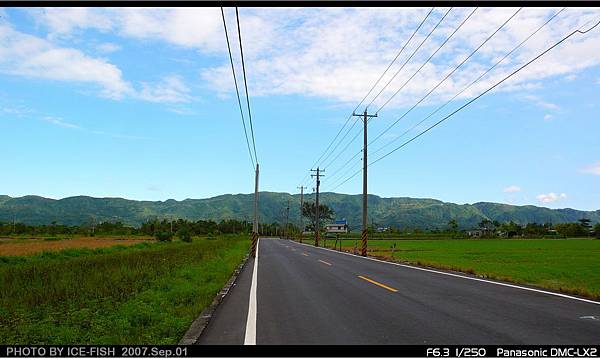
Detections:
1,7,599,210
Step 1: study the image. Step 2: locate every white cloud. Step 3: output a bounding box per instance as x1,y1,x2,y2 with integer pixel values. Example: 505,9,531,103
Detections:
0,24,194,104
1,104,33,117
96,42,121,54
503,185,521,193
581,162,600,176
137,75,192,103
536,192,567,203
522,94,560,111
29,8,113,36
0,24,132,99
168,107,196,116
18,7,600,109
564,74,577,81
543,114,554,121
41,116,81,129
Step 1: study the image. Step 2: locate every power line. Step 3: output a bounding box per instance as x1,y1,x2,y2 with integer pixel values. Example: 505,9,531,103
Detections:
236,7,259,164
329,166,362,192
221,7,255,169
321,126,363,172
370,17,600,167
369,7,520,147
324,7,475,182
325,157,362,190
298,7,436,184
371,7,565,158
362,7,436,112
374,7,478,114
330,14,599,192
365,7,455,111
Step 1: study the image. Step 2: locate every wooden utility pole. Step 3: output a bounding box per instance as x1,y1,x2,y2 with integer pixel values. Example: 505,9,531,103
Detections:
297,186,306,243
251,163,259,258
311,167,324,247
352,110,376,256
284,199,290,239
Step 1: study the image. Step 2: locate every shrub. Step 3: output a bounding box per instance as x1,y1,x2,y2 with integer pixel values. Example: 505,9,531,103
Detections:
177,228,192,243
155,231,173,242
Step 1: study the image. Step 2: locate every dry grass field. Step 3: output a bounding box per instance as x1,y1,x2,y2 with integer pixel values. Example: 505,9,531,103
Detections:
0,237,153,256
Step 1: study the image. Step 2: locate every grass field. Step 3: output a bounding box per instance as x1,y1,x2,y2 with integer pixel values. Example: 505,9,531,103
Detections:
0,235,250,344
0,236,153,256
315,238,600,300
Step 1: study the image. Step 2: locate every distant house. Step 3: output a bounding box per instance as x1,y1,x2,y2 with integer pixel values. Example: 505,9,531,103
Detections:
466,229,483,238
325,219,348,234
376,226,390,233
466,227,494,238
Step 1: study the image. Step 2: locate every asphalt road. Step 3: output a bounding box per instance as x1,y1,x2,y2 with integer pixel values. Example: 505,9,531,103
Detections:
198,238,600,345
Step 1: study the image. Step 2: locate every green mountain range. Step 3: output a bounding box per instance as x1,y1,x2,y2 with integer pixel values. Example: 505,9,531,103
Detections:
0,193,598,230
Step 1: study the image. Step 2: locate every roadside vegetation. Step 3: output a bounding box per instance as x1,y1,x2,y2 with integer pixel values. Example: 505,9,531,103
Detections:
0,235,250,344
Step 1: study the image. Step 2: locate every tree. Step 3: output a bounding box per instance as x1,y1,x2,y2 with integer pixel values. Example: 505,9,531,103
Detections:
176,226,192,242
155,231,173,242
579,218,592,236
301,202,334,231
478,219,491,229
501,221,523,237
447,219,458,232
555,223,587,238
595,223,600,239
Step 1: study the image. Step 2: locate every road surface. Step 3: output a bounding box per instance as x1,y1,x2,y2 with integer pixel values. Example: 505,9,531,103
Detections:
197,238,600,345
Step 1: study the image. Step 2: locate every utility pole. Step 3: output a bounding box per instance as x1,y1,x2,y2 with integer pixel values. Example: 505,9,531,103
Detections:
352,109,377,256
284,199,290,240
251,163,259,258
311,167,324,247
297,186,306,243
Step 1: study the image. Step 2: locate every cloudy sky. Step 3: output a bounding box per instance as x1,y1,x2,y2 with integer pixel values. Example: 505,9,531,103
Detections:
1,7,599,210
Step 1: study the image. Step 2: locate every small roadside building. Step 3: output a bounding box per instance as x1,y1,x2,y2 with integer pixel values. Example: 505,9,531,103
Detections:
325,219,348,234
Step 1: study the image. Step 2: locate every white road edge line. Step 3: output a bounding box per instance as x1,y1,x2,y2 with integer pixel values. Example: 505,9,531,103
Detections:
292,240,600,306
244,238,259,345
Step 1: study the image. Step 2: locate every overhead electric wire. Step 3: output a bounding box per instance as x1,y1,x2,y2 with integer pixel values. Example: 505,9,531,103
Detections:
235,7,259,164
371,7,565,158
298,7,435,185
221,7,255,169
323,149,362,185
374,7,479,114
365,7,455,111
370,16,600,167
331,12,598,191
369,7,521,147
326,159,362,191
325,7,476,183
321,126,363,172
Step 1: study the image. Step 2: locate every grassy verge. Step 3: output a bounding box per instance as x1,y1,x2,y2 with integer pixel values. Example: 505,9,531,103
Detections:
314,238,600,300
0,236,250,344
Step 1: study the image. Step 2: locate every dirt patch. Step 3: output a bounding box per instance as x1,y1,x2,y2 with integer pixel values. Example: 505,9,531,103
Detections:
0,237,152,256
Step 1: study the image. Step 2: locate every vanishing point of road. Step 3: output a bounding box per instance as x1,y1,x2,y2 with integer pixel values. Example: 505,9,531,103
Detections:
197,238,600,345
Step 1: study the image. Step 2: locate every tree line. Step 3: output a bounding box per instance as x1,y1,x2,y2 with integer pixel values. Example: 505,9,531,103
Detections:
0,211,598,239
444,218,600,238
0,218,300,239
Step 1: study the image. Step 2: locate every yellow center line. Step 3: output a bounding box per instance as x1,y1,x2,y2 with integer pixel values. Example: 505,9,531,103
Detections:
358,275,398,293
302,253,309,256
318,259,332,266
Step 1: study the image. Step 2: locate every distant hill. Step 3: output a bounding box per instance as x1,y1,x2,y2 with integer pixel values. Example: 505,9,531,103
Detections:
0,192,598,230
